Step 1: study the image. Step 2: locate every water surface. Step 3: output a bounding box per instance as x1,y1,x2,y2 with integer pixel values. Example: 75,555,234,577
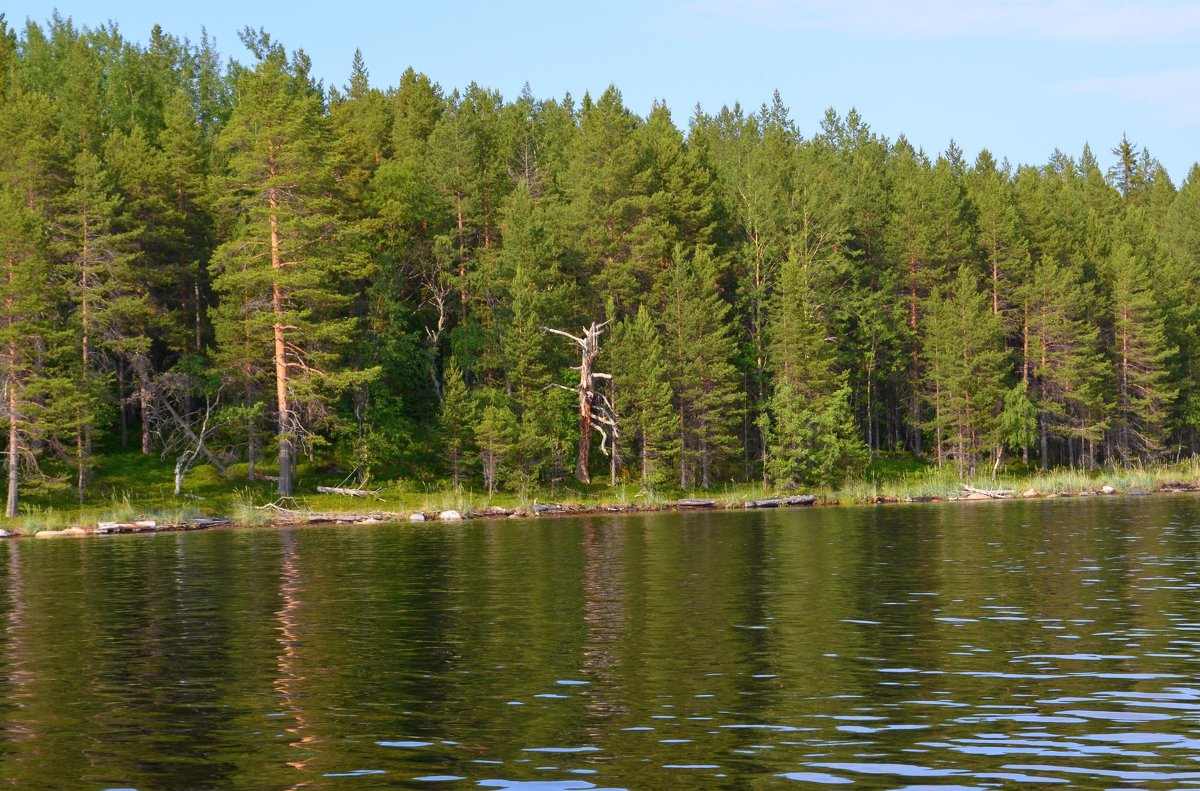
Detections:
2,495,1200,789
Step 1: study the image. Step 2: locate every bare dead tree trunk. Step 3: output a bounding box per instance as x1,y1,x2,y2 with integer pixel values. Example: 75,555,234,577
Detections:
543,321,617,485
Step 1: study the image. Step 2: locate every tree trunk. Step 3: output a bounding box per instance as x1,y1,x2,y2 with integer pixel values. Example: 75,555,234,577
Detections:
246,379,257,481
909,254,922,456
194,264,203,353
576,357,593,484
1039,412,1049,473
117,357,128,449
6,403,17,518
140,369,153,454
79,217,91,504
641,418,651,487
269,181,293,498
6,256,18,518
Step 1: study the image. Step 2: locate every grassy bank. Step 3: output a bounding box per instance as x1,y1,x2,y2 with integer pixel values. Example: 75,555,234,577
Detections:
5,449,1200,535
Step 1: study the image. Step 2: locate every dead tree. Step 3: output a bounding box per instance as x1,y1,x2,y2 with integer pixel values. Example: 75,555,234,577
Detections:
543,321,618,484
145,370,231,495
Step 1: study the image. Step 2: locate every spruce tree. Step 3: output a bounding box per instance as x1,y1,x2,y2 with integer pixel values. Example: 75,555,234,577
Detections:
439,356,474,489
659,247,741,489
763,242,866,487
475,390,516,496
610,306,677,489
1161,165,1200,449
562,86,650,310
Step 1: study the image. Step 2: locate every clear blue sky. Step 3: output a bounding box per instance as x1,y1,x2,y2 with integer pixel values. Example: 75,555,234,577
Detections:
7,0,1200,183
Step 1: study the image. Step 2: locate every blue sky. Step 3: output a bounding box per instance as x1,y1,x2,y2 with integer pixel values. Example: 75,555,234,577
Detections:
7,0,1199,182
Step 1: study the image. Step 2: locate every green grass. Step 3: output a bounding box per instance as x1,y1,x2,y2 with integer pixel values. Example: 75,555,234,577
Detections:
6,444,1200,535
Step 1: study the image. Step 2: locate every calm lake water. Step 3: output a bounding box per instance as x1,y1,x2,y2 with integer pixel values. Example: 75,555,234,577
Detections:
2,496,1200,789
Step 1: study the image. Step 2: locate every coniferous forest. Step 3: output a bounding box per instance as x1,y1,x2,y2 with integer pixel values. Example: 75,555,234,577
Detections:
2,16,1200,518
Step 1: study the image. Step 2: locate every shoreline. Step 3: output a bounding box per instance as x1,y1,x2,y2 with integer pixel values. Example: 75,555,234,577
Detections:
17,479,1200,540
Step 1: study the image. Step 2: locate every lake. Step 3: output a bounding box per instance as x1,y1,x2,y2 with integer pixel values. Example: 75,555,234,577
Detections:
2,495,1200,789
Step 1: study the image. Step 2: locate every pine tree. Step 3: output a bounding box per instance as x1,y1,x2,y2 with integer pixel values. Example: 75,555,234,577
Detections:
159,88,213,355
887,143,976,455
921,267,1009,477
763,241,866,487
55,150,138,497
1026,256,1108,470
1107,240,1176,461
967,157,1027,323
0,189,56,516
210,30,371,496
692,97,796,473
1161,165,1200,449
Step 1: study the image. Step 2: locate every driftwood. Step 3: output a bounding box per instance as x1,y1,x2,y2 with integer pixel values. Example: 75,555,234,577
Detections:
744,495,818,509
96,517,231,535
961,484,1014,499
254,503,401,525
316,485,381,498
97,520,161,535
534,502,566,513
673,498,717,508
188,517,232,528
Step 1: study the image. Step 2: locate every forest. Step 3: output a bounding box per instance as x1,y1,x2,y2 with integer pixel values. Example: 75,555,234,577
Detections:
1,15,1199,519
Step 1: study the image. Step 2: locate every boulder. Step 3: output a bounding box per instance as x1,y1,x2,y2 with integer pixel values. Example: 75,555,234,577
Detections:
1022,488,1040,498
438,509,464,521
408,512,426,522
1101,485,1116,495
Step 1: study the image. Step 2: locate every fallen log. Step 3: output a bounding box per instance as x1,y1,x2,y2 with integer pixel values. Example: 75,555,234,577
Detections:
187,517,231,529
672,498,716,508
97,520,161,535
316,485,381,498
783,495,817,506
961,484,1014,499
744,498,782,509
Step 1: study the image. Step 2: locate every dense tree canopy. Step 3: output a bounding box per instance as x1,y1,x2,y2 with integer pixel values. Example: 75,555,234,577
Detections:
1,15,1198,509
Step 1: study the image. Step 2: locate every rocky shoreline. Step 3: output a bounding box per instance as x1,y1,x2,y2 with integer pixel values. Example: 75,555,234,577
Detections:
14,481,1200,539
